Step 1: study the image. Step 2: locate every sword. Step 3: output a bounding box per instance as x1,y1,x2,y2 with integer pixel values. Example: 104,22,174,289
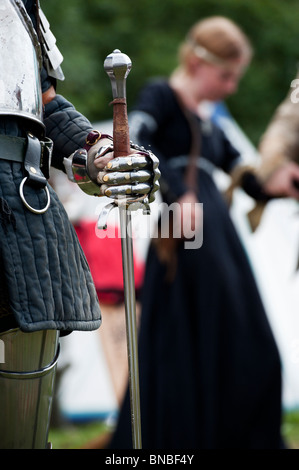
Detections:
100,49,142,449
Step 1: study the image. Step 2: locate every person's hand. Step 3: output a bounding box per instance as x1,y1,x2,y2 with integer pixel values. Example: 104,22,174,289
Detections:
87,137,160,203
65,133,160,204
262,161,299,199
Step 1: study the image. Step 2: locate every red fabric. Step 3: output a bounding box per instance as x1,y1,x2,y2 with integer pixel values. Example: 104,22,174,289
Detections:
75,221,145,303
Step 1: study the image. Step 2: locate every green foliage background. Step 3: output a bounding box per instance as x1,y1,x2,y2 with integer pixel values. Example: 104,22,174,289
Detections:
42,0,299,146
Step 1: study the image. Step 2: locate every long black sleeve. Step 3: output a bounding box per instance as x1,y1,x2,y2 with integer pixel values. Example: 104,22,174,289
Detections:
129,81,189,203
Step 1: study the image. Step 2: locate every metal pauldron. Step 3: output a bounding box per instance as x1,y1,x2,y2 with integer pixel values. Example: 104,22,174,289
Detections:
0,0,43,131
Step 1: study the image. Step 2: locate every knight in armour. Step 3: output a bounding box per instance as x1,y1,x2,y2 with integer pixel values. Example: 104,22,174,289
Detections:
0,0,159,449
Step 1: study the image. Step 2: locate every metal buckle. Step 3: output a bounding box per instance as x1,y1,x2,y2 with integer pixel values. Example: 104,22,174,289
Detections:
19,177,50,214
85,130,102,146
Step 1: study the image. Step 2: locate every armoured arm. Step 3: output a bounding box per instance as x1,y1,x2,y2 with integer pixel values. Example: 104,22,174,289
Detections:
43,93,93,170
63,131,160,203
43,92,160,202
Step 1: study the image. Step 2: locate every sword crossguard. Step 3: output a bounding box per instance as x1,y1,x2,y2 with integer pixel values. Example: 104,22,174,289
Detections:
97,197,150,230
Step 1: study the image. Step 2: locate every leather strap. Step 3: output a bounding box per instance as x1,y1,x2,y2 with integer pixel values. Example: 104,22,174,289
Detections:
173,92,201,193
0,134,52,182
24,133,47,188
83,130,112,152
0,135,26,163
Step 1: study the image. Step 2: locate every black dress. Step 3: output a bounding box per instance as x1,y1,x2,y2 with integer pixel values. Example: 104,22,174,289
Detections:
110,80,283,449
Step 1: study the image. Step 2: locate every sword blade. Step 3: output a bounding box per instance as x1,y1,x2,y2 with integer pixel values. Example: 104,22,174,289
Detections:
119,206,142,449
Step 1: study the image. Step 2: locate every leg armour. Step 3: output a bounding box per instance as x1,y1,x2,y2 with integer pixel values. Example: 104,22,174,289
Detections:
0,328,59,449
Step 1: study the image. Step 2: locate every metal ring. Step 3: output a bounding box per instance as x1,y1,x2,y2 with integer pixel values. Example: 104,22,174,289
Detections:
19,177,51,214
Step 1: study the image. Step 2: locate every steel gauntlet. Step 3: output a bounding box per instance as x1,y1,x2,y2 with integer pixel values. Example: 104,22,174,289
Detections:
64,131,160,203
63,131,112,196
100,142,160,204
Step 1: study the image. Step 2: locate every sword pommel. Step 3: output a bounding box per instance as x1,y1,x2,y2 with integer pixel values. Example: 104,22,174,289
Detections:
104,49,132,100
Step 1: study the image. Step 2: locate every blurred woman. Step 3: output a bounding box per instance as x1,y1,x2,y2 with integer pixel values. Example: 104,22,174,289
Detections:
110,16,289,449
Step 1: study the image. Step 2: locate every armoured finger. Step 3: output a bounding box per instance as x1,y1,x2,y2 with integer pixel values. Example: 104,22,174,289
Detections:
148,163,161,203
89,141,114,172
130,182,151,195
150,152,159,170
148,180,160,203
153,168,161,183
99,170,151,185
105,155,149,171
97,183,110,196
153,177,160,192
104,183,151,198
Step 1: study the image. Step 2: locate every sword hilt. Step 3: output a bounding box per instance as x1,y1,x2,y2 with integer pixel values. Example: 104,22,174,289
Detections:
104,49,131,158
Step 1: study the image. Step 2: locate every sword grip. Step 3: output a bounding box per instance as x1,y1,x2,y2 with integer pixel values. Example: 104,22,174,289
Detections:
112,97,130,158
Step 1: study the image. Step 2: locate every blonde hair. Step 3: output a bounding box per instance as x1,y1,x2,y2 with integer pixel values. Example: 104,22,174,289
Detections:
179,16,253,69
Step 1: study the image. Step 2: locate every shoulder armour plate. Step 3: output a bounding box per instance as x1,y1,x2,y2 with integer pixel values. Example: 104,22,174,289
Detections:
39,8,65,81
0,0,43,129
